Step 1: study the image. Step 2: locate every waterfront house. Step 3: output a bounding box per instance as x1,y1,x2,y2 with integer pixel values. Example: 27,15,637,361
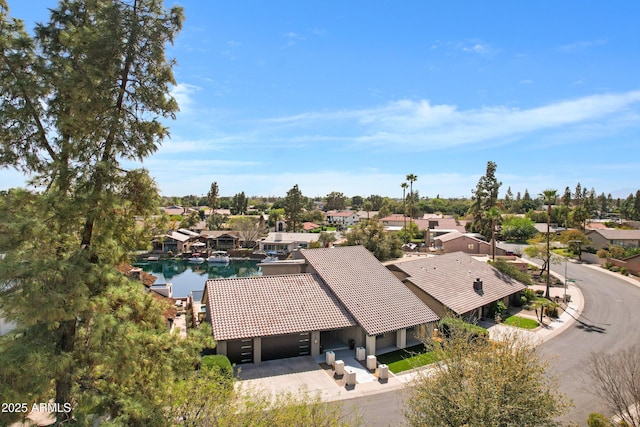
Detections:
204,246,439,364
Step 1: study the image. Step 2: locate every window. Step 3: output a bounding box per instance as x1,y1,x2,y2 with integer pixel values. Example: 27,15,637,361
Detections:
467,244,474,250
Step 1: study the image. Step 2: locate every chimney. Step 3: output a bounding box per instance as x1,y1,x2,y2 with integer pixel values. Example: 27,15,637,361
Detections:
473,278,483,291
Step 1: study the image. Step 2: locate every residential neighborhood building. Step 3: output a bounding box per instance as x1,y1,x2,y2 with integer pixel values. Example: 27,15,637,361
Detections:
302,222,321,232
379,214,410,228
257,232,321,254
434,231,506,256
325,210,360,227
387,252,526,320
586,229,640,249
200,230,241,251
152,230,194,253
203,246,439,364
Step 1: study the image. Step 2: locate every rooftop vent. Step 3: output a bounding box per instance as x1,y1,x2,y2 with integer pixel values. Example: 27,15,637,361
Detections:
473,278,483,291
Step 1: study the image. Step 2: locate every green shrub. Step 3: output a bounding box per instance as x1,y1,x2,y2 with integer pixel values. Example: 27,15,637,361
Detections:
522,288,536,302
604,262,613,270
587,412,614,427
201,355,233,379
488,300,507,319
439,317,488,342
545,305,559,318
620,267,629,276
490,260,533,286
610,266,620,273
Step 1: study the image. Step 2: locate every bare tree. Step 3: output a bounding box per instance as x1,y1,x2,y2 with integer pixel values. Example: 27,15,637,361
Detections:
587,347,640,427
231,217,264,248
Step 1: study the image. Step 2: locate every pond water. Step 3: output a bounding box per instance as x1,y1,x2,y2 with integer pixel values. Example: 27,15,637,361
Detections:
134,259,262,298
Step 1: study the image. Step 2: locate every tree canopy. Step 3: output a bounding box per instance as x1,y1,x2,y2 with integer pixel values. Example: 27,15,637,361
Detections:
405,321,571,426
0,0,196,423
344,219,402,261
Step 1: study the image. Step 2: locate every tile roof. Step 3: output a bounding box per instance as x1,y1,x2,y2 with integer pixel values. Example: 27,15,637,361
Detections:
205,274,356,341
435,231,489,246
300,246,439,335
589,229,640,240
303,222,321,231
389,252,526,316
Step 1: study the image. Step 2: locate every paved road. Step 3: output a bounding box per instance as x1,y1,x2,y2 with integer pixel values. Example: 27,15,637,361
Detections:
342,261,640,426
540,261,640,425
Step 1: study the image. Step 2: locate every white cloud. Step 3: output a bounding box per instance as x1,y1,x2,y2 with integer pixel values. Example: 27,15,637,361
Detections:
557,39,607,52
254,90,640,151
170,83,200,114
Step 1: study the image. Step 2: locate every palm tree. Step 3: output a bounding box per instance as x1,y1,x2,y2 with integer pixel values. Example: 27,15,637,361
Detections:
541,189,558,299
401,182,409,243
406,174,418,241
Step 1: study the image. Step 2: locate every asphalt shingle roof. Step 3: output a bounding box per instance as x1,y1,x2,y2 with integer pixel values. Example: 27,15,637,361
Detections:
301,246,439,335
205,274,356,341
390,252,526,316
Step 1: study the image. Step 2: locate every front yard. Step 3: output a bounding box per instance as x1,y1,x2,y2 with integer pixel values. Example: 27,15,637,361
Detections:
376,343,441,373
502,315,539,329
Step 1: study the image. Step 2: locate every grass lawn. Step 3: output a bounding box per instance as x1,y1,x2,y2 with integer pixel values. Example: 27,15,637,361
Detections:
376,344,441,373
502,315,539,329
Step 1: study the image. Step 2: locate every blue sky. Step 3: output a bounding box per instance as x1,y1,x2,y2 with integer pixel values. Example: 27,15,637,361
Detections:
3,1,639,200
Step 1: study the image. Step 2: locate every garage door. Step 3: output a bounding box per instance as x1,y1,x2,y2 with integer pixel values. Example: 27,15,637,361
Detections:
226,338,253,364
262,332,311,361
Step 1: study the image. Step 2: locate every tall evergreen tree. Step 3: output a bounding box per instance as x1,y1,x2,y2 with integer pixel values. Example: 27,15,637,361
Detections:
503,186,514,212
284,184,304,232
0,1,197,423
468,161,502,240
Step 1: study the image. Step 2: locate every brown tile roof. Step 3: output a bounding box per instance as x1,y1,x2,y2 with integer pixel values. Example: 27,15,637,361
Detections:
435,231,489,246
586,222,609,230
389,252,526,316
205,274,356,341
117,263,157,288
300,246,439,335
303,222,321,231
117,264,175,321
589,229,640,240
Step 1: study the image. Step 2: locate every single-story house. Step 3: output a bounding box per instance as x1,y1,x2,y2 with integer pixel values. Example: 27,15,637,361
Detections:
387,252,526,321
414,217,467,246
325,210,360,227
586,229,640,250
152,230,193,253
204,246,439,364
302,222,321,232
200,230,241,251
434,231,507,256
379,214,411,228
258,232,321,254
